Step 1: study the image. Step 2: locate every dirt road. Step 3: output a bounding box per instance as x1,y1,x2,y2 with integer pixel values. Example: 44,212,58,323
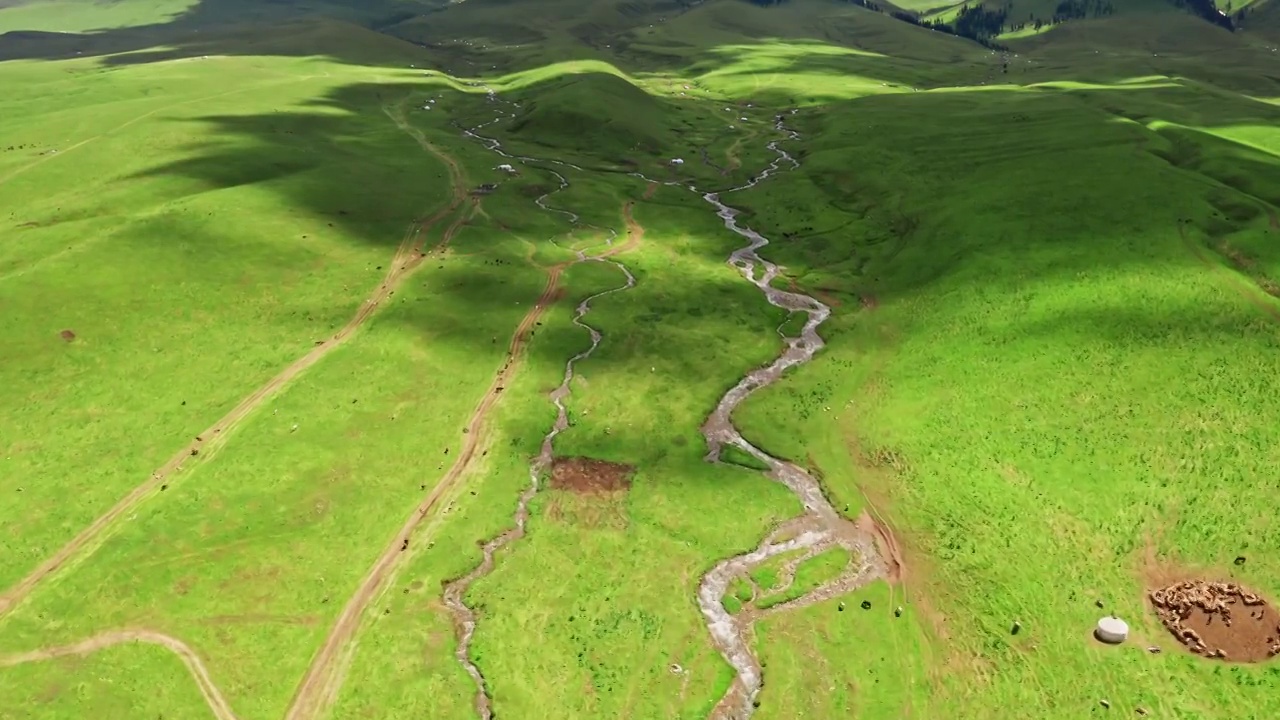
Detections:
609,201,645,257
0,629,239,720
283,243,574,720
441,193,642,719
286,119,649,714
0,103,471,622
1179,221,1280,324
0,98,545,720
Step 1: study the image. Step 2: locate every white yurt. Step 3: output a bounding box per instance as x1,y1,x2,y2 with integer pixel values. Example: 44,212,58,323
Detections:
1095,616,1129,644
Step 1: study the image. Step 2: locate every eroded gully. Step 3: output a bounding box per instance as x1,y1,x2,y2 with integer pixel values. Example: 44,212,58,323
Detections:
637,114,890,720
441,90,637,720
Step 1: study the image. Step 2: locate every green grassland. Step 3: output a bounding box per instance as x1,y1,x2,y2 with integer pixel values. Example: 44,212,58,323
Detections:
0,0,198,33
2,0,1280,718
0,0,441,35
756,546,852,609
728,33,1280,720
0,57,447,591
1,640,217,719
0,55,593,717
406,182,808,719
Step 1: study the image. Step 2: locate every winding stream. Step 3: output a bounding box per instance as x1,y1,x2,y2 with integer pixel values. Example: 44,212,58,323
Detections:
641,115,889,719
446,90,887,720
440,92,636,720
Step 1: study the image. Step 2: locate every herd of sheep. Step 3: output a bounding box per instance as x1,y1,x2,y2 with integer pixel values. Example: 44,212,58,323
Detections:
1149,580,1278,660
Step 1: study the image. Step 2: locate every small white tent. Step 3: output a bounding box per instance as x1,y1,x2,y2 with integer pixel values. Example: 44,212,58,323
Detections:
1095,616,1129,644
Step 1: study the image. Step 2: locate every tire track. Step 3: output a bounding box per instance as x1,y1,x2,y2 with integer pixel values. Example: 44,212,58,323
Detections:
443,206,641,720
0,102,470,623
282,244,566,720
439,90,641,720
0,629,240,720
283,93,643,720
1179,221,1280,324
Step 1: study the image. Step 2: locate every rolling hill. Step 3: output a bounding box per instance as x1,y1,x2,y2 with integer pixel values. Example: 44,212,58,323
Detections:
0,1,1279,719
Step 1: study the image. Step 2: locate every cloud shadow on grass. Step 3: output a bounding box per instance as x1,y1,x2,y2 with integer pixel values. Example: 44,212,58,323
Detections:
121,65,1280,324
0,0,442,66
107,74,799,405
8,36,1276,427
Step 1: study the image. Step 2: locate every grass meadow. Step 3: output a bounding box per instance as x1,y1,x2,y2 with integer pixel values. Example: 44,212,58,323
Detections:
2,0,1280,718
730,70,1280,717
0,0,196,33
0,57,453,591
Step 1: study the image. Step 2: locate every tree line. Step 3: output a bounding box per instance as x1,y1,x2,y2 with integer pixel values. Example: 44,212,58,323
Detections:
738,0,1235,41
1167,0,1234,29
888,4,1010,49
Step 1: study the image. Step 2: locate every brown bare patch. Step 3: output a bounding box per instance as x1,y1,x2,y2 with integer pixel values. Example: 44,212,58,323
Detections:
856,509,904,584
860,293,879,311
643,181,658,200
549,457,633,494
815,287,843,308
1149,580,1278,662
544,458,633,529
59,330,75,342
1217,239,1256,271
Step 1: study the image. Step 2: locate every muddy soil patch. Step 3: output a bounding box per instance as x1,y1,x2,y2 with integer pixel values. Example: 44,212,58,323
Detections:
1149,580,1278,662
59,329,75,342
548,457,634,494
855,509,904,584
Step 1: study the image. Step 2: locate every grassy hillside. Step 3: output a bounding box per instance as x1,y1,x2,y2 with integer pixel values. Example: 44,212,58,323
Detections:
0,0,199,33
506,72,673,159
1239,0,1280,34
1,0,1279,719
0,0,437,33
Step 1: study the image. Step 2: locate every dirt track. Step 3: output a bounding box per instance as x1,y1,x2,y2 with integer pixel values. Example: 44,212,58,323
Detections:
283,239,569,720
610,200,645,257
0,106,472,623
0,93,642,720
435,93,643,719
440,214,640,719
282,103,657,719
0,629,239,720
0,100,571,720
1178,222,1280,324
